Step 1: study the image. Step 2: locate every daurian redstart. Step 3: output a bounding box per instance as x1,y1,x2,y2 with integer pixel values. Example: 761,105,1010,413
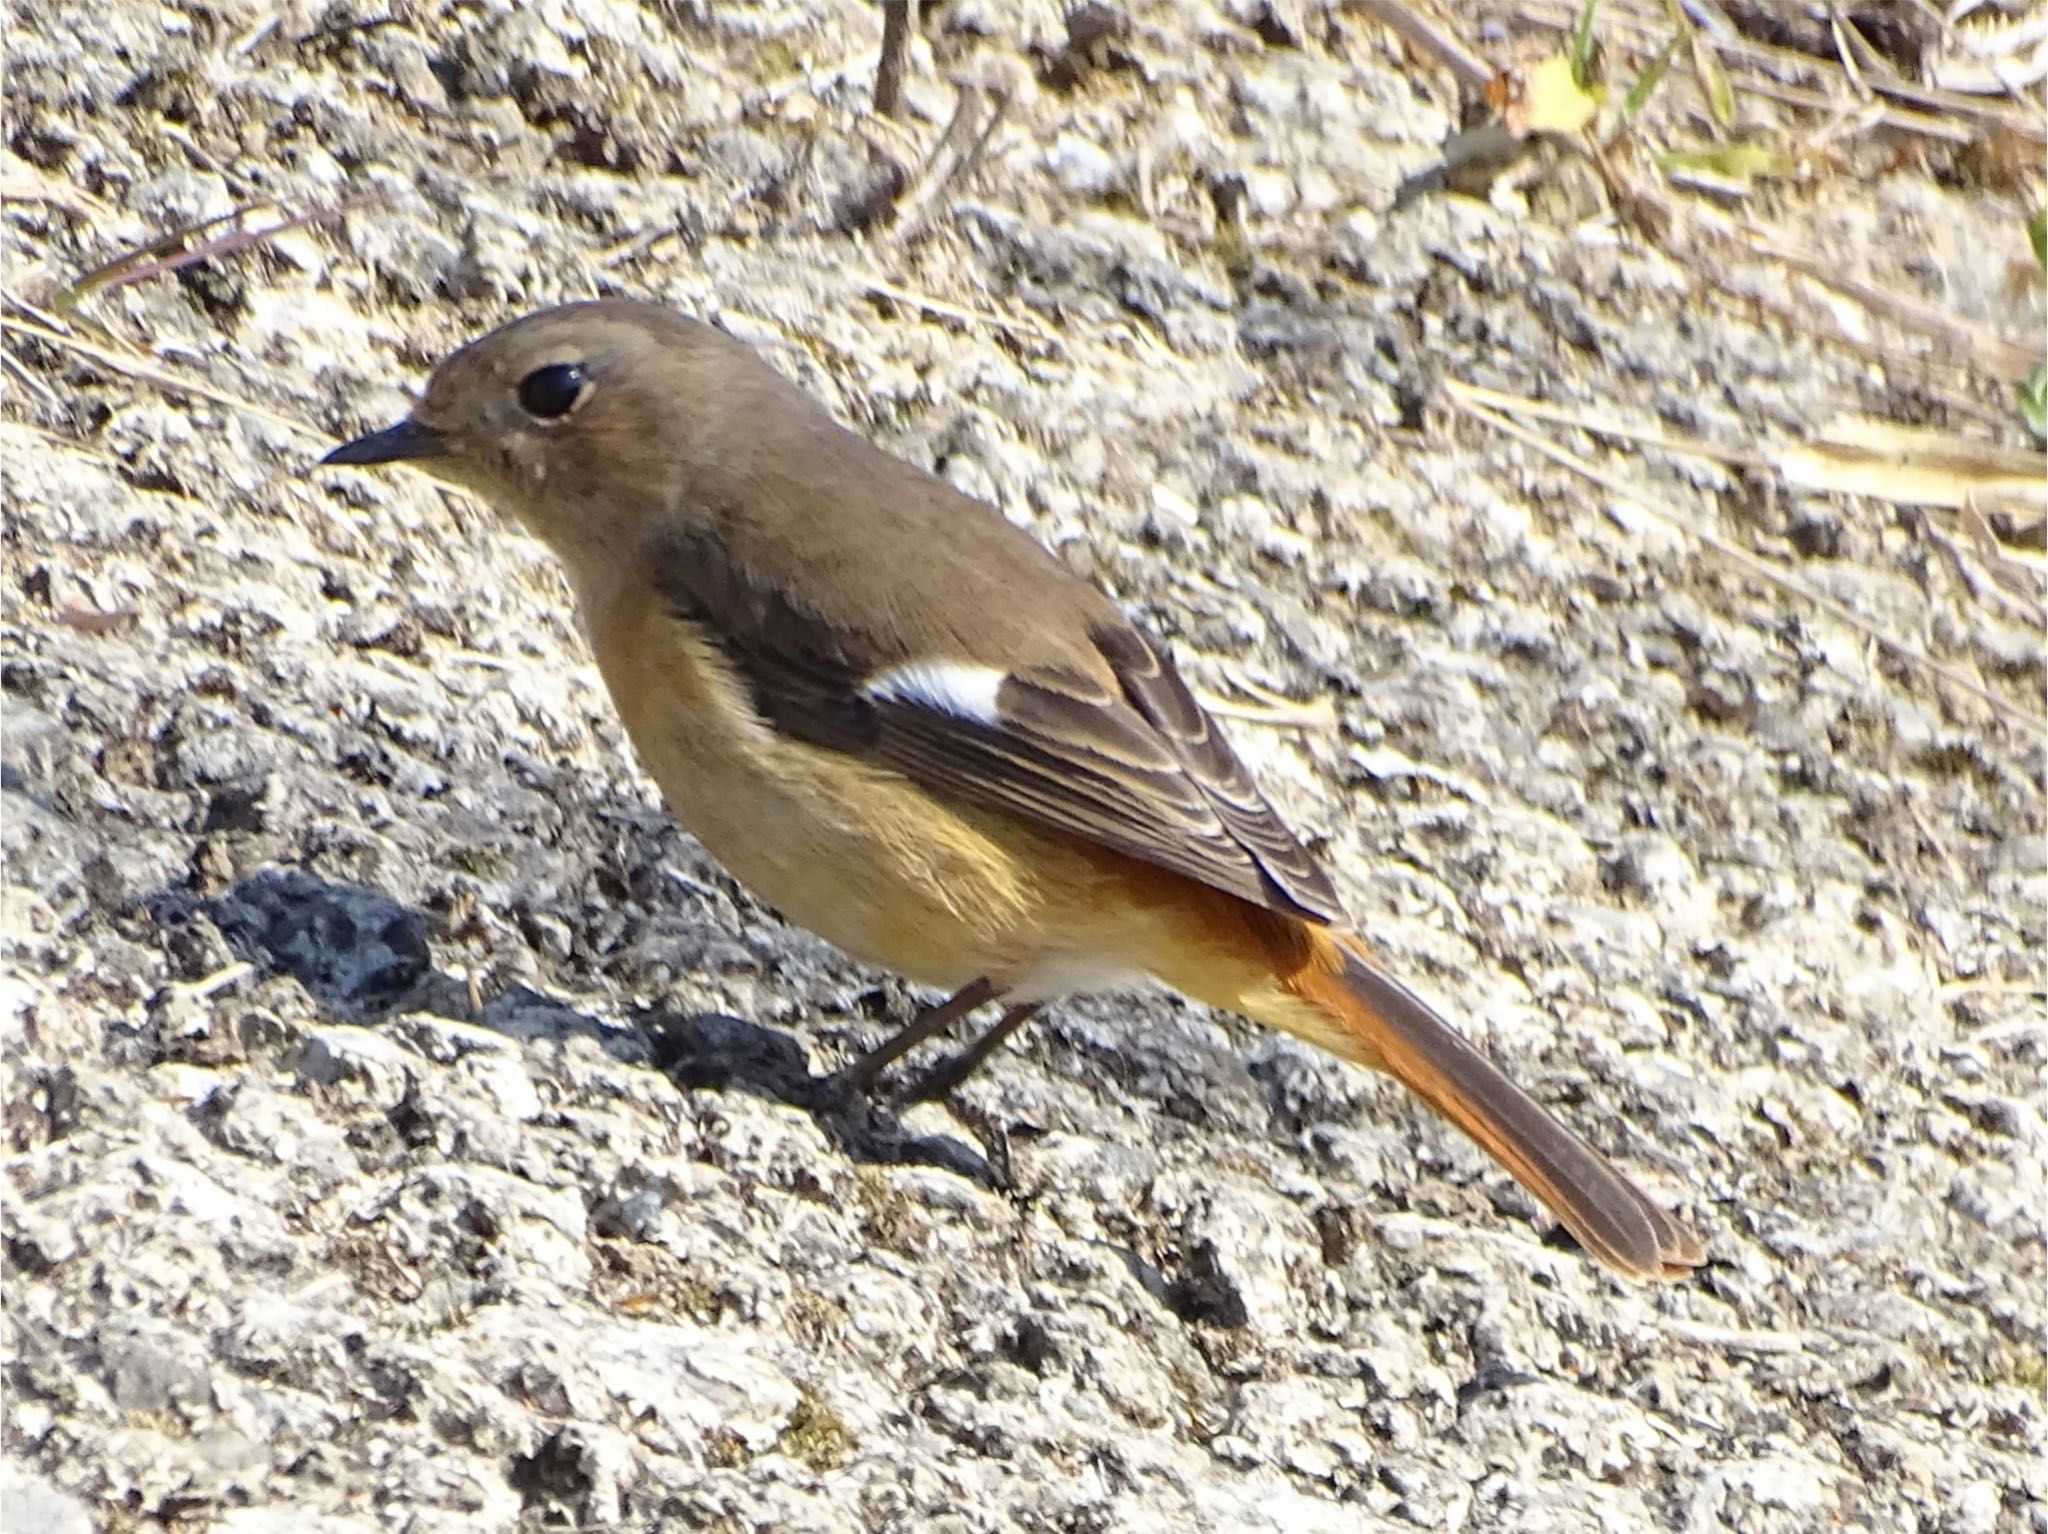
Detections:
322,300,1703,1279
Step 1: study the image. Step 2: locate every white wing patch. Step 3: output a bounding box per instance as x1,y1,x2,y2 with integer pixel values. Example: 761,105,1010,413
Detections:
863,661,1007,725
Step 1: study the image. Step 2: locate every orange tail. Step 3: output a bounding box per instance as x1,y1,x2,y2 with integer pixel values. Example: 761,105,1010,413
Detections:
1260,925,1703,1279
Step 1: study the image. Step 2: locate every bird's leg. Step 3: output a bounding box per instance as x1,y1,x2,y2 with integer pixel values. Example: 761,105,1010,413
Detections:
842,975,998,1088
910,1002,1042,1101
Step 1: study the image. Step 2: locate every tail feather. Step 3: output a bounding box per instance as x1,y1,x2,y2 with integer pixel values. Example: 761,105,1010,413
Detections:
1278,930,1705,1279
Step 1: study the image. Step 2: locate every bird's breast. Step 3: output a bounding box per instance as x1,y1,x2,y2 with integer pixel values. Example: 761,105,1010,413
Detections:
581,584,1087,992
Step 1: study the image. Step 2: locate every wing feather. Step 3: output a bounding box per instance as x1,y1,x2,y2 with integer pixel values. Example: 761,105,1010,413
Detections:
654,530,1344,923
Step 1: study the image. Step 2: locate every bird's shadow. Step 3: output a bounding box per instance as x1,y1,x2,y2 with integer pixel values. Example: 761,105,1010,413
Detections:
169,865,1008,1187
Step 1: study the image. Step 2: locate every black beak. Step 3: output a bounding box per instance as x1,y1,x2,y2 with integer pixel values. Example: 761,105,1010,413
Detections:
319,417,447,468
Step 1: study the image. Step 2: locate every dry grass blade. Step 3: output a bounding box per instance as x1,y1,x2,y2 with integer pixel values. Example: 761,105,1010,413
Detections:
1748,233,2042,383
1734,75,1973,144
1448,384,2047,522
54,203,254,317
0,346,61,407
1654,0,1738,126
1659,1317,1815,1354
892,82,1008,244
1349,0,1495,91
1924,508,2044,633
1446,380,1764,468
1773,419,2047,516
1686,266,2010,430
1,153,112,219
1958,499,2046,581
1443,379,2042,730
2,313,309,436
1453,383,2046,622
856,274,1061,348
1825,9,1878,99
51,196,366,318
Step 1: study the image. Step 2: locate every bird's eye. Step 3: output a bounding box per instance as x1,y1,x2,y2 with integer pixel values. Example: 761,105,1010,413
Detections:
517,363,587,421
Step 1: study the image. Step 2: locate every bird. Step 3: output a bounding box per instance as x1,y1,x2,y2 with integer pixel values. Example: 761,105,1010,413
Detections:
319,298,1704,1280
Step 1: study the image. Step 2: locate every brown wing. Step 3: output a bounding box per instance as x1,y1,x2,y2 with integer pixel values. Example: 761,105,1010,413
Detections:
1087,623,1340,920
653,532,1345,925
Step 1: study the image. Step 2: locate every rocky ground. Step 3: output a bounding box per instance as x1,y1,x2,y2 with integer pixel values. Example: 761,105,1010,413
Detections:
3,0,2044,1530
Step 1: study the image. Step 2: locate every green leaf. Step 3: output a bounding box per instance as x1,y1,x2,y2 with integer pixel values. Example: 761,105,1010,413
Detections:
2020,364,2047,441
1659,142,1792,180
1694,37,1734,126
1623,37,1679,122
2028,208,2046,272
1512,54,1604,137
1571,0,1602,89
